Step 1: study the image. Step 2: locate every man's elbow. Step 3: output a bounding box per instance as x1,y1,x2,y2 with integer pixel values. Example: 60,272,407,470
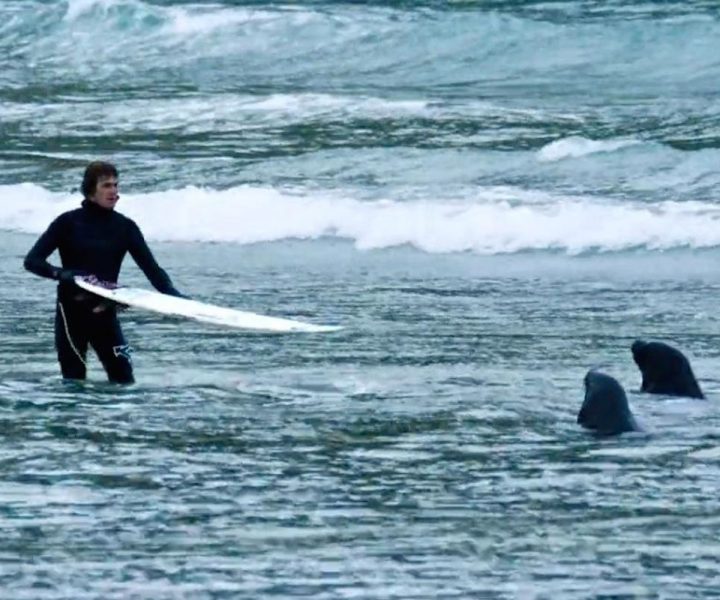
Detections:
23,255,49,278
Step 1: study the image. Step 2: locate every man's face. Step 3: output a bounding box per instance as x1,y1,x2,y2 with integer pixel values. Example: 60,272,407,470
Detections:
90,175,119,209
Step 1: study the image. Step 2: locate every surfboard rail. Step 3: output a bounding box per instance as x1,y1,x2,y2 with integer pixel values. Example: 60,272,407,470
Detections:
74,276,342,334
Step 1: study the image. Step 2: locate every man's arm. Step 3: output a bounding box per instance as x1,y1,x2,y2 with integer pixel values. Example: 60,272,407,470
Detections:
23,217,71,281
127,221,183,296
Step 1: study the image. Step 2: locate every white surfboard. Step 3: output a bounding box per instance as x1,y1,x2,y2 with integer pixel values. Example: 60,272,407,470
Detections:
74,277,342,334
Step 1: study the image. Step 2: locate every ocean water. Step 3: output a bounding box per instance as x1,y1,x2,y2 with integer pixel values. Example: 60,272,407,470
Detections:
2,1,720,598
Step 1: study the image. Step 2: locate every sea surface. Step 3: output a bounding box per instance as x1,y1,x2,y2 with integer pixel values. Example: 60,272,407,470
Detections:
2,1,720,598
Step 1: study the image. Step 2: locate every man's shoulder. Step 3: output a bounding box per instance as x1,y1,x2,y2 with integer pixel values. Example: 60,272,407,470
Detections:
52,207,82,224
111,210,141,234
113,210,137,226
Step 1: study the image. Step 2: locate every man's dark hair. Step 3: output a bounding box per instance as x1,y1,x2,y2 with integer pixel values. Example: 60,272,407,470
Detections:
81,161,118,199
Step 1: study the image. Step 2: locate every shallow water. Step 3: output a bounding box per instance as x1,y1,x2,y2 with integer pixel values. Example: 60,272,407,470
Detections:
3,233,720,598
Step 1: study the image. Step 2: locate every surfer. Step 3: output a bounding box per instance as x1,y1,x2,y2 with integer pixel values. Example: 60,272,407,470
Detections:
23,161,184,384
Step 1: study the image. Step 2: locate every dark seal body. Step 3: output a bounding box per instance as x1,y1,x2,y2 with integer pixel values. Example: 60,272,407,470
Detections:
631,340,704,399
578,370,641,436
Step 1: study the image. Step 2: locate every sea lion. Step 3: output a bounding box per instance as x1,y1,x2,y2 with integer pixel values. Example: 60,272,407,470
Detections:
578,370,641,436
631,340,704,399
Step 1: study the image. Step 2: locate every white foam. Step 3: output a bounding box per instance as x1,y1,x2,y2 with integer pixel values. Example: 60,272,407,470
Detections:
162,6,268,36
63,0,314,37
3,183,720,255
0,93,431,134
538,136,642,162
65,0,111,21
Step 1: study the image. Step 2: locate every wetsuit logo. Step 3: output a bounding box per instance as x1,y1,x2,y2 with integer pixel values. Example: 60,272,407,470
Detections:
113,344,133,363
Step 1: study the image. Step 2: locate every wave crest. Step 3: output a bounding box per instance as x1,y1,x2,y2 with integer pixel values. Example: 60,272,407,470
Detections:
3,183,720,255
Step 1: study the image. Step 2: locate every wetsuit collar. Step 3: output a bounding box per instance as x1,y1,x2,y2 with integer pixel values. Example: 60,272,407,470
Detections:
81,199,114,214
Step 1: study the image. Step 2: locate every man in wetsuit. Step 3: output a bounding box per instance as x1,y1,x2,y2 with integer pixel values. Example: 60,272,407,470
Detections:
24,161,184,384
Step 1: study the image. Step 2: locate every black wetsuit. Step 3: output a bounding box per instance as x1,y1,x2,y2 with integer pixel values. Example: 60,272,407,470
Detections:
24,200,181,383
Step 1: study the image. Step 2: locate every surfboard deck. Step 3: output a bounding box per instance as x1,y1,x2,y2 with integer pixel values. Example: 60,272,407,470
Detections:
74,277,342,334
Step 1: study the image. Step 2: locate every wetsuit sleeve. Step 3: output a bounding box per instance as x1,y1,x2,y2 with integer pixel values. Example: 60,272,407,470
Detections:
23,217,65,280
127,221,182,296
